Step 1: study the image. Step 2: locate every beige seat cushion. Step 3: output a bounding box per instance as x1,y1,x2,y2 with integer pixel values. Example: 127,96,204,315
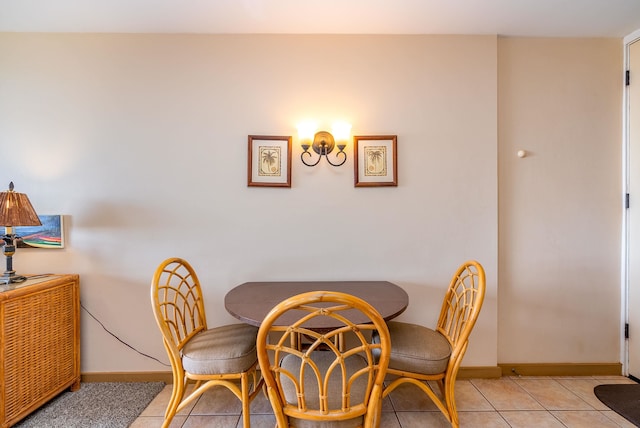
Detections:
380,321,452,375
182,323,258,375
280,351,368,428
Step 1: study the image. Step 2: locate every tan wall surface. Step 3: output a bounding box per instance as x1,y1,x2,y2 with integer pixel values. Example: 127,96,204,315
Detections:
0,33,622,373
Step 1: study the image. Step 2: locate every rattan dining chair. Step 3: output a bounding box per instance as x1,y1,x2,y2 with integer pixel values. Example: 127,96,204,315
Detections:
375,260,486,428
150,257,263,428
257,290,391,428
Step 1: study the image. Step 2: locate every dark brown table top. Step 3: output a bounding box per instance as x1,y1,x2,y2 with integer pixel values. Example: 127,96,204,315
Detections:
224,280,408,328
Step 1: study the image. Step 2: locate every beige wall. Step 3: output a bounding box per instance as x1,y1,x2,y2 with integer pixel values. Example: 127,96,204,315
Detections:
0,33,621,374
498,37,622,363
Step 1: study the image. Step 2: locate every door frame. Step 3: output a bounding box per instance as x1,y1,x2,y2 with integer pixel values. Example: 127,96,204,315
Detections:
623,28,640,377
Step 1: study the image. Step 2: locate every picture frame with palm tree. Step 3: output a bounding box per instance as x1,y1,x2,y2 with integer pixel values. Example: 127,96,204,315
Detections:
248,135,292,187
354,135,397,187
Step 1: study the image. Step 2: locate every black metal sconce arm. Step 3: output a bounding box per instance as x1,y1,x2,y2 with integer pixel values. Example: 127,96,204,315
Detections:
300,131,348,167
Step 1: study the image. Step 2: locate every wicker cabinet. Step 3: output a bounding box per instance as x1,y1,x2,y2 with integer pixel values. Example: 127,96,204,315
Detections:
0,274,80,428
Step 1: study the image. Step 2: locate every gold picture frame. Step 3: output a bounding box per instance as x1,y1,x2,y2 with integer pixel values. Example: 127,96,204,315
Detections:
354,135,398,187
247,135,292,187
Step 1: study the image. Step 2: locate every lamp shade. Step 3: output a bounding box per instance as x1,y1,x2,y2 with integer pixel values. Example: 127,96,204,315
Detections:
0,182,41,227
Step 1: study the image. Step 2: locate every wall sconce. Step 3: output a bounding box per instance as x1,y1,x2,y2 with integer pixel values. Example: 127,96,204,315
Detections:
298,122,352,167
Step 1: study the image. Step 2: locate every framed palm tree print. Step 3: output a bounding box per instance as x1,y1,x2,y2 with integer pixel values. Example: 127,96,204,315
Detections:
354,135,397,187
248,135,292,187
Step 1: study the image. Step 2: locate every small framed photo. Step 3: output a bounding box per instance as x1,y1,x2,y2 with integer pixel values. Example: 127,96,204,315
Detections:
16,215,65,249
354,135,398,187
247,135,292,187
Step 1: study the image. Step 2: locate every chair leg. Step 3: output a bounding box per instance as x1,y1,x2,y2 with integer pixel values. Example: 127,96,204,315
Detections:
241,371,252,428
266,385,288,427
163,375,186,428
384,377,456,427
442,378,459,428
364,384,384,428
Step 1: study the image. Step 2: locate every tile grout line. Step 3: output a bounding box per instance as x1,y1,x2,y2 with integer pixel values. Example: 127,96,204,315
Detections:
467,378,516,427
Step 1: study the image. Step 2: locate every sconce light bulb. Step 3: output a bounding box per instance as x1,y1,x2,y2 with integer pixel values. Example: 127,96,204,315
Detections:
332,122,352,142
297,121,317,151
297,122,316,137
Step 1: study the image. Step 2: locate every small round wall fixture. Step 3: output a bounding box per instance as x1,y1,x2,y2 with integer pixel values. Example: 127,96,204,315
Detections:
301,131,347,167
298,122,351,167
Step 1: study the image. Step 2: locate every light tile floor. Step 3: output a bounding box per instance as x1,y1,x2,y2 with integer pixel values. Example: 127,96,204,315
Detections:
130,375,638,428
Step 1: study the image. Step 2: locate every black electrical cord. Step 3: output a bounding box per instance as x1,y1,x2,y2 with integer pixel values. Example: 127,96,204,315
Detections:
81,302,169,367
23,274,169,367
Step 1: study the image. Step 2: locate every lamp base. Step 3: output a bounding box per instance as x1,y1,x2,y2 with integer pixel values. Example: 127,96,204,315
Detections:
2,236,26,284
0,271,27,284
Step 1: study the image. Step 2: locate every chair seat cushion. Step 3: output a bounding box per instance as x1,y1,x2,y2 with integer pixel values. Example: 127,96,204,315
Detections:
383,321,452,375
281,351,367,428
182,323,258,375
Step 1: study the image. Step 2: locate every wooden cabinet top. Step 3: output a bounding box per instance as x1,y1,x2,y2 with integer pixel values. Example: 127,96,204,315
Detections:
0,274,79,301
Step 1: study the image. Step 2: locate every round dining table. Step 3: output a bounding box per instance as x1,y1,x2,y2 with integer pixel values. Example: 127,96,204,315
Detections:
224,280,409,329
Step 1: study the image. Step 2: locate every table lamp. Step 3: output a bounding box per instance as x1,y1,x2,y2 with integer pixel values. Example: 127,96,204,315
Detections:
0,182,41,284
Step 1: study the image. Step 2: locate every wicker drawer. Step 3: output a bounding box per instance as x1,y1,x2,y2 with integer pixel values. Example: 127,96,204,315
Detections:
0,275,80,428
